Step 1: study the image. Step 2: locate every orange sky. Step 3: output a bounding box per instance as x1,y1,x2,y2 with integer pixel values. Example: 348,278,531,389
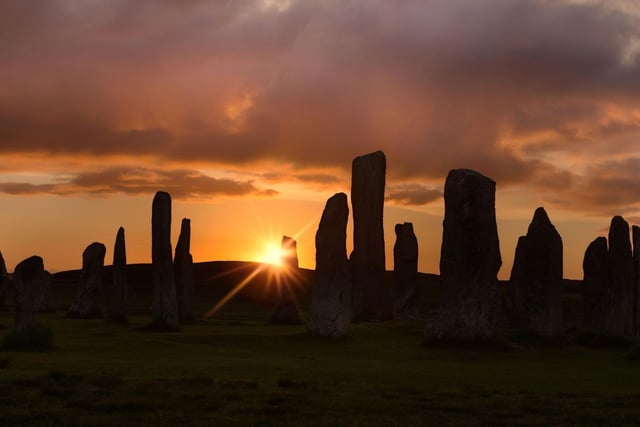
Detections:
0,0,639,279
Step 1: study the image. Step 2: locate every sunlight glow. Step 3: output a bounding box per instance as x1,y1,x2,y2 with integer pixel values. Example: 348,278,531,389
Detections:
258,243,285,267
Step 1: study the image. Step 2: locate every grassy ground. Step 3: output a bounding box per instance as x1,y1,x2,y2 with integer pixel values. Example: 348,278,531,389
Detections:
1,264,639,426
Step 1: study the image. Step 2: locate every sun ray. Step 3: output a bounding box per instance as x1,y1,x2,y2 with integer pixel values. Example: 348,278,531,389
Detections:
204,263,267,319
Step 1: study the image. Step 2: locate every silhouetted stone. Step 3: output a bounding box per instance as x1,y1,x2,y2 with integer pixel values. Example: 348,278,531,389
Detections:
605,216,634,336
13,256,51,331
425,169,502,341
310,193,352,336
174,218,194,322
393,222,419,320
509,207,563,336
151,191,179,330
110,227,128,324
633,225,640,337
350,150,390,321
0,250,7,309
583,237,609,333
68,242,106,318
269,236,302,324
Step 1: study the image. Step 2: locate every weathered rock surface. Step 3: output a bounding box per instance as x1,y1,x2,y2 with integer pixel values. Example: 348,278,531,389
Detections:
393,222,419,320
350,150,390,321
269,235,302,324
425,169,502,341
68,242,106,318
174,218,194,322
632,225,640,337
509,207,563,336
0,250,8,309
13,256,51,331
583,237,608,333
310,193,352,336
151,191,179,330
110,227,128,324
605,216,634,336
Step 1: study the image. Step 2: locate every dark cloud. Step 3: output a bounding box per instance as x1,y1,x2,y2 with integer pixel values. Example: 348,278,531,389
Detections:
0,167,278,199
387,183,442,206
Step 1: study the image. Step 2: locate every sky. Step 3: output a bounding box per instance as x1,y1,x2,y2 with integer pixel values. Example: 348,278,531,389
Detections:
0,0,639,279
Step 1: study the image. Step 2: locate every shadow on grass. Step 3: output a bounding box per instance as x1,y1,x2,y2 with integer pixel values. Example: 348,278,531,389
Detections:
574,332,635,350
0,323,54,352
423,334,511,352
133,320,181,333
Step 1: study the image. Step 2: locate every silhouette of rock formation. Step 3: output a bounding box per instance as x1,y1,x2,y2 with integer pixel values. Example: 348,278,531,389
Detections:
0,250,7,309
13,256,51,331
110,227,128,324
633,226,640,337
175,218,194,322
606,216,634,336
583,237,608,333
269,235,302,324
509,207,563,336
350,150,390,321
393,222,419,320
151,191,179,330
425,169,501,341
68,242,106,318
310,193,352,336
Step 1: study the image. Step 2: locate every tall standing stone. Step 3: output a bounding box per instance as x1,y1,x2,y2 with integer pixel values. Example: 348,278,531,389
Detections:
110,227,128,324
0,250,8,309
582,237,608,333
310,193,352,336
151,191,179,330
509,207,563,336
174,218,194,322
350,150,390,321
269,235,302,324
68,242,106,318
393,222,419,319
632,225,640,337
605,216,634,336
425,169,502,341
13,256,51,331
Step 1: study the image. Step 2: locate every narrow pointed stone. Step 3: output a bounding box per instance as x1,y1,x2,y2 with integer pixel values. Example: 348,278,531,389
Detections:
605,216,634,336
174,218,194,322
151,191,179,330
310,193,352,336
110,227,128,324
350,150,390,321
393,222,419,320
0,250,8,309
269,235,302,324
68,242,106,318
13,256,50,331
509,207,563,336
425,169,501,341
583,237,608,333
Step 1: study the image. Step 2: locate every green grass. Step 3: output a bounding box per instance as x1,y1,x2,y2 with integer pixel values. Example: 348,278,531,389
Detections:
1,308,640,426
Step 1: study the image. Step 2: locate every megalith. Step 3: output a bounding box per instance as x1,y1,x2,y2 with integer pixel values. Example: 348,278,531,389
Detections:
583,237,608,333
509,207,563,336
350,150,390,321
151,191,179,330
632,225,640,337
13,256,51,331
269,235,302,324
425,169,502,341
310,193,352,336
0,250,8,309
68,242,106,318
393,222,419,319
174,218,194,322
110,227,128,324
605,216,634,336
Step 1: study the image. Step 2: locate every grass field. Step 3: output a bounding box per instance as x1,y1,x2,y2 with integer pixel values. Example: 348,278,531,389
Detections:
1,262,639,426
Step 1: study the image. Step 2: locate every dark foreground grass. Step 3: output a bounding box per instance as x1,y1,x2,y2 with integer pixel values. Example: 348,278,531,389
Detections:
1,309,640,426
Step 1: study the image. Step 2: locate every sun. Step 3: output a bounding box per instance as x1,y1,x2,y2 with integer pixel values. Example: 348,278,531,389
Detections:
258,243,284,267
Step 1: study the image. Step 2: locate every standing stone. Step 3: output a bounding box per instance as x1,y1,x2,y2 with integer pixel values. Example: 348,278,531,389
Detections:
393,222,419,319
68,242,106,318
13,256,51,331
509,208,563,336
269,235,302,324
633,226,640,337
605,216,634,336
151,191,179,330
174,218,194,322
0,250,8,309
110,227,128,324
583,237,608,333
310,193,352,336
350,150,390,321
425,169,502,341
